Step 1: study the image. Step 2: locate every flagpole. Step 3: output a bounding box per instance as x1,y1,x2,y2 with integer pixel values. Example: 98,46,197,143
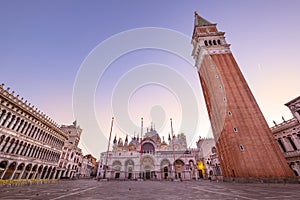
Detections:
170,118,176,179
104,117,114,179
139,117,143,179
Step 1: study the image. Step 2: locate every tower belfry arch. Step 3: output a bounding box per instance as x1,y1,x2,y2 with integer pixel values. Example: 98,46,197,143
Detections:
191,11,294,180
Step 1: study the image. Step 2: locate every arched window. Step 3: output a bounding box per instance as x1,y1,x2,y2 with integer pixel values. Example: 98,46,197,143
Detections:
287,137,297,150
1,137,10,152
23,143,31,156
211,146,217,153
11,140,19,154
0,135,5,145
16,141,23,155
277,139,286,152
21,121,28,134
30,126,36,138
2,162,16,180
1,112,11,126
24,123,31,135
0,109,6,121
35,128,41,140
0,160,8,169
6,138,15,153
204,40,208,46
26,144,33,157
28,124,35,136
16,119,24,132
213,40,217,45
142,143,155,153
12,117,20,130
33,147,39,158
7,115,15,128
20,142,28,156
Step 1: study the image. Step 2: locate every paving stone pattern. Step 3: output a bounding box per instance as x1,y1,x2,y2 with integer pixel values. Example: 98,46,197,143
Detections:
0,179,299,200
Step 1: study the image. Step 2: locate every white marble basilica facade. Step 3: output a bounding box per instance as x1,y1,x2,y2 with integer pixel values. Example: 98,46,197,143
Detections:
98,127,198,180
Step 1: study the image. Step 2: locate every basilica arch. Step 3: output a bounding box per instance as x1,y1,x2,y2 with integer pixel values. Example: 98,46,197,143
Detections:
142,142,155,153
125,159,134,179
174,159,184,179
160,159,171,180
112,160,122,179
142,156,155,179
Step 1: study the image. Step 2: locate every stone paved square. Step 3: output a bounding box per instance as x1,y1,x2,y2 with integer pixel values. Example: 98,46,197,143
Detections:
0,179,299,200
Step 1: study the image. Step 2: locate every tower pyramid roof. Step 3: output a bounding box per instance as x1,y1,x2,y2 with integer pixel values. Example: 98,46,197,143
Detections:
194,11,213,26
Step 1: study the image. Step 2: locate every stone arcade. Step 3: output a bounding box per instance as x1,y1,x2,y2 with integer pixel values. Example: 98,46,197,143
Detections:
0,84,67,180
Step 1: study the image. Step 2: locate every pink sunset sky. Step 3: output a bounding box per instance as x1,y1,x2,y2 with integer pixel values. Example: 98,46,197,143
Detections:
1,0,300,157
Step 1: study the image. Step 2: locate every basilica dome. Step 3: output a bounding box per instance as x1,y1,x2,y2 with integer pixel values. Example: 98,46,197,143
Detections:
144,127,161,145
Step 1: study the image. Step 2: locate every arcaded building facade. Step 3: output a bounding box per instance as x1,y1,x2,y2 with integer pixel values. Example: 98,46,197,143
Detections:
0,84,68,180
271,96,300,176
98,127,198,180
191,12,293,179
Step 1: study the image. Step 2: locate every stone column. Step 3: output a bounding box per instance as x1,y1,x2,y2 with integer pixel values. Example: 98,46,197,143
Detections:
14,143,22,155
36,171,42,179
7,117,16,129
3,140,12,153
12,118,21,131
0,168,8,179
19,167,26,180
9,169,17,180
56,170,62,179
4,114,13,128
22,145,29,157
0,139,7,151
25,169,33,179
45,169,50,179
8,142,17,154
21,123,28,134
29,147,36,158
172,165,176,180
294,111,300,122
24,124,31,136
282,137,293,152
17,121,26,133
32,171,38,179
0,112,8,125
25,146,32,157
51,169,56,179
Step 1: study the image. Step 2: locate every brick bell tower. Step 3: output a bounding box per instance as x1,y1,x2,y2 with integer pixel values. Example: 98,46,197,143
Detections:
192,12,294,180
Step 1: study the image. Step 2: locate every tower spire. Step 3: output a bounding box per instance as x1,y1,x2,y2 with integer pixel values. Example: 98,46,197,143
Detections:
125,134,128,143
194,11,212,27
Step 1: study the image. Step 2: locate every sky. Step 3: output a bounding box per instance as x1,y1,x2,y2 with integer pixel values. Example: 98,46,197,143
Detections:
1,0,300,159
